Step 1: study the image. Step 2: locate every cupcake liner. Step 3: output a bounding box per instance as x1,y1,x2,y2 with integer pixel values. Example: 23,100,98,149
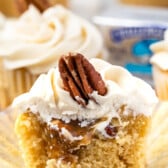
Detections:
0,66,38,110
147,102,168,168
0,108,24,168
152,65,168,100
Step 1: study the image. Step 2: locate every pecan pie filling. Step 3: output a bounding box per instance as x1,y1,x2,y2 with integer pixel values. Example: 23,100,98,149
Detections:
45,117,118,164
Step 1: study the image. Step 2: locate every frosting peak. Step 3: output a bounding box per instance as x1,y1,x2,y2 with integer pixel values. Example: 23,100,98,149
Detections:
0,5,103,74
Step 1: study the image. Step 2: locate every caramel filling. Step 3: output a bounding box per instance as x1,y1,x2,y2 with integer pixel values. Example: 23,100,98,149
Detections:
44,118,118,164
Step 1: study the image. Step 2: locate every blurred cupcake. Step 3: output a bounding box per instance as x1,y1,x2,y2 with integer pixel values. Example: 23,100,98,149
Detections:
0,5,104,110
150,30,168,100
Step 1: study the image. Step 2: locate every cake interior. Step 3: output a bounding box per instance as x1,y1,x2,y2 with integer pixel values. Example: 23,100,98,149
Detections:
15,109,149,168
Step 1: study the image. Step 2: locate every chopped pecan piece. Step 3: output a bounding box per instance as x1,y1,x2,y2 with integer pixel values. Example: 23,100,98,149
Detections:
58,53,107,106
105,125,118,137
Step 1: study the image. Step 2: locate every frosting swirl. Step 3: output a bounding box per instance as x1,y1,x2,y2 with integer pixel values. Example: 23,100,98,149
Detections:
0,5,103,74
150,30,168,70
13,58,158,126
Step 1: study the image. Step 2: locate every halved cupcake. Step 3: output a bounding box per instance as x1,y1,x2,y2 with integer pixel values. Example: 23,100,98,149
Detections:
13,53,158,168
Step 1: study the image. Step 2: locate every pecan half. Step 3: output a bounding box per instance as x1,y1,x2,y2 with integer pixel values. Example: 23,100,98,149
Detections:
58,53,107,106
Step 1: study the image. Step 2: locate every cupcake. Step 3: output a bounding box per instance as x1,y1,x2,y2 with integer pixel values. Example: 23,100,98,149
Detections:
150,30,168,100
13,53,158,168
0,5,103,110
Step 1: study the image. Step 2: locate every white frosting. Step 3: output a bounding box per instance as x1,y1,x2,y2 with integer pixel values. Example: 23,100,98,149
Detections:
150,29,168,70
13,58,158,139
0,5,103,74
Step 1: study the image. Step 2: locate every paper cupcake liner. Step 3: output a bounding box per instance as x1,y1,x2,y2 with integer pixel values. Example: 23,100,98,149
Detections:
0,108,24,168
0,66,38,110
152,65,168,100
147,102,168,168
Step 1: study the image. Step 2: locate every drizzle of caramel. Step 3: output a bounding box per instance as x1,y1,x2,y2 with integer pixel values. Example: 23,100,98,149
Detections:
46,117,118,164
50,119,94,150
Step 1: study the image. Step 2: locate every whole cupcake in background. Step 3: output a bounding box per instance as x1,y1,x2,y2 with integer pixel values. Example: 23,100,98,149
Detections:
0,5,104,110
150,30,168,100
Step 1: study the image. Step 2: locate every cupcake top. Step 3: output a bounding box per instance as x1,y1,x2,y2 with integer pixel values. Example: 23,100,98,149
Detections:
150,30,168,70
0,5,103,74
13,53,158,138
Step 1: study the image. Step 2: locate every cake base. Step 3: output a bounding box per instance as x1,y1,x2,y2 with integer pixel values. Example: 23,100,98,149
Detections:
15,111,149,168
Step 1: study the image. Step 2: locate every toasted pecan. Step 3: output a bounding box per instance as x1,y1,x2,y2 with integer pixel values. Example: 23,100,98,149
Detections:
58,53,107,106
